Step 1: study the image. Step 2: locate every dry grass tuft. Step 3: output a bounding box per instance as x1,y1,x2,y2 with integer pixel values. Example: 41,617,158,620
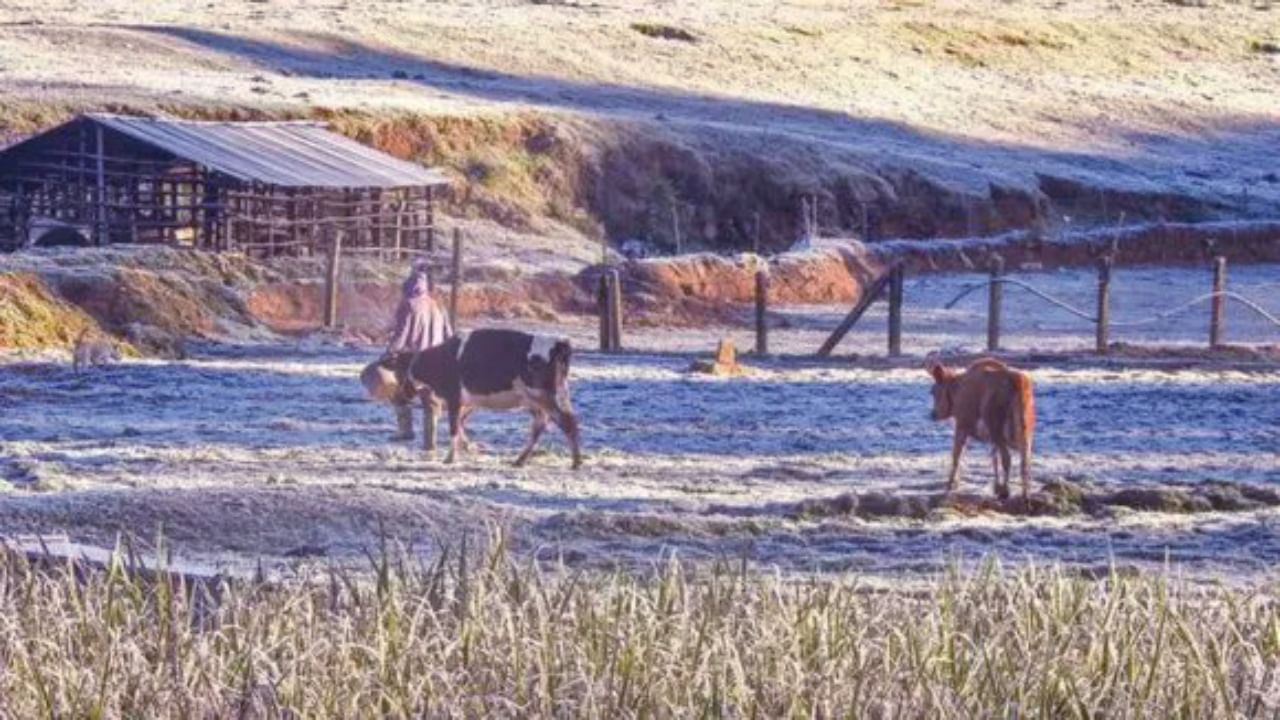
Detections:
0,272,101,350
2,531,1279,716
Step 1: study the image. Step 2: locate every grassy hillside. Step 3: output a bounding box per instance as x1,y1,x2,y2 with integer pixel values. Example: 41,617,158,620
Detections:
0,0,1277,250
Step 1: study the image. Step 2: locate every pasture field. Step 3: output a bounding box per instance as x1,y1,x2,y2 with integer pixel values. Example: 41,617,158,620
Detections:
1,264,1277,579
1,263,1278,716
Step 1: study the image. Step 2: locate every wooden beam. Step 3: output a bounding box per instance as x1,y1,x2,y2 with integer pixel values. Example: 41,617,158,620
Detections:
816,268,894,357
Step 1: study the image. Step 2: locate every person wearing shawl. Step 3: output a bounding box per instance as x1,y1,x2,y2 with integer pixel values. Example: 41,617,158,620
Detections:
384,260,452,440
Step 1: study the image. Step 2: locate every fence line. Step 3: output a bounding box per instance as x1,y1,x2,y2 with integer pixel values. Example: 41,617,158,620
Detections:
945,280,1280,330
818,256,1278,357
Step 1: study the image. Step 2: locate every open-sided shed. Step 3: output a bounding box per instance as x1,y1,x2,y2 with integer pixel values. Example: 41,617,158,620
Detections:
0,113,450,256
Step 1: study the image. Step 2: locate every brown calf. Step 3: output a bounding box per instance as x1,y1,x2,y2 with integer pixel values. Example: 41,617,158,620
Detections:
926,357,1036,500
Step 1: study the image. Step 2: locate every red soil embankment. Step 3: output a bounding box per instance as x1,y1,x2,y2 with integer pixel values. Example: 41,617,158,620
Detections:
245,273,587,337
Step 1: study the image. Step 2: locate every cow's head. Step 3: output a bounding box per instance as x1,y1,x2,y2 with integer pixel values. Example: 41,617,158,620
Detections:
926,358,956,421
526,338,573,393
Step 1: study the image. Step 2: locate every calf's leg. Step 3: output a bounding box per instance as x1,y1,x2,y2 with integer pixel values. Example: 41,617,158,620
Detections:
990,447,1007,500
946,432,968,493
1019,434,1033,501
994,443,1013,501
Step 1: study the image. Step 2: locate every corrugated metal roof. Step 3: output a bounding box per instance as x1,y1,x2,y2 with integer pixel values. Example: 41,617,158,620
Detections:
84,113,450,189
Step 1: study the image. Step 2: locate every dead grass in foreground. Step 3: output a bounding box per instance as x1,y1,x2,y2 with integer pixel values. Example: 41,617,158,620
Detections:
2,533,1279,717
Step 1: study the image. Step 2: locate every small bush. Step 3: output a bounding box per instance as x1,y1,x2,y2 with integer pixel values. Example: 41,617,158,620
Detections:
1250,39,1280,54
630,22,698,43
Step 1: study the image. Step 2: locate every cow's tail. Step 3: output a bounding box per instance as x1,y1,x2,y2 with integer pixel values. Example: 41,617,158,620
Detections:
1009,371,1035,497
1012,371,1035,443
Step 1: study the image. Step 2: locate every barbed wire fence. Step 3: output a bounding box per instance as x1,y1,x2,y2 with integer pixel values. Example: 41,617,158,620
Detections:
815,254,1280,358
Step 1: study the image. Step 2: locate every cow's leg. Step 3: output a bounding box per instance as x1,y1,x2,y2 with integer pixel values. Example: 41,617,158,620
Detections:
514,410,548,467
391,401,414,442
422,393,439,454
444,397,463,464
549,407,583,470
946,432,968,493
457,406,481,453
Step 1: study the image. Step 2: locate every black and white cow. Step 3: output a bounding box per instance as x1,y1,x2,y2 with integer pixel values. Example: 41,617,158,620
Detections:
391,329,583,468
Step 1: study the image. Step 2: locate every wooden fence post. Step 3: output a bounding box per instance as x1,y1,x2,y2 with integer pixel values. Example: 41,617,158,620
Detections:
449,228,463,331
608,268,624,351
597,272,612,351
323,227,342,329
1096,256,1112,355
987,255,1003,353
671,202,682,255
755,269,769,355
887,264,904,357
1210,255,1226,349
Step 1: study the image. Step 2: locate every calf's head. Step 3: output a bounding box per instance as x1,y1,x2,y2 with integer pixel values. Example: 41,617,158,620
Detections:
926,359,956,421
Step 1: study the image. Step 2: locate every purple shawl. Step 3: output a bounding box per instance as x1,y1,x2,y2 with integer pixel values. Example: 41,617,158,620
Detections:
386,266,452,353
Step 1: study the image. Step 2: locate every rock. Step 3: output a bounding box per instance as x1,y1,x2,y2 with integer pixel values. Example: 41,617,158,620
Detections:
688,338,748,376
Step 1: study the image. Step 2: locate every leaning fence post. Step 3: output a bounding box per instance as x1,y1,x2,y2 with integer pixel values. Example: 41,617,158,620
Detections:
1096,256,1113,355
597,271,612,351
324,227,342,329
987,255,1003,352
888,264,904,357
608,268,624,351
1210,255,1226,349
449,228,463,331
754,269,769,355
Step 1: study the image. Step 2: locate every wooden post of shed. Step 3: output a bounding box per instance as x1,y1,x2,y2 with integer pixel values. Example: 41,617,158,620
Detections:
608,268,624,351
1096,256,1113,355
754,269,769,355
94,125,107,246
449,228,463,332
324,226,343,329
987,254,1004,353
1210,256,1226,349
887,264,904,357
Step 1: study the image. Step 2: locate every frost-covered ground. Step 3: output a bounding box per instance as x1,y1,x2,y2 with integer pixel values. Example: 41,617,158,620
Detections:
1,265,1278,580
